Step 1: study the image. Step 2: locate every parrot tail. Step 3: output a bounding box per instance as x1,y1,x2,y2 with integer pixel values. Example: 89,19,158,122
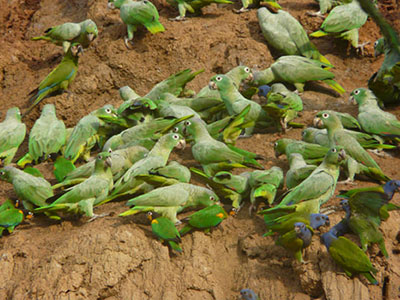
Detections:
253,184,277,205
362,272,378,285
179,225,193,236
31,36,52,41
168,241,183,253
16,153,33,168
212,0,233,3
145,21,165,34
310,30,329,38
378,240,389,258
322,79,346,94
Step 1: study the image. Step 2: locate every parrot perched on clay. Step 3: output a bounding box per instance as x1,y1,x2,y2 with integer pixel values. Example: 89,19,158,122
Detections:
0,107,26,166
179,204,228,235
182,118,264,176
240,289,259,300
237,0,281,13
321,231,378,284
350,88,400,140
310,1,369,52
357,0,400,105
120,182,219,224
35,151,113,221
257,8,330,65
285,153,317,189
209,74,271,136
0,166,53,211
149,213,182,253
166,0,233,21
18,104,66,167
108,0,164,48
0,207,32,237
276,222,313,262
274,138,329,164
277,146,345,208
25,43,83,117
250,55,345,94
31,19,98,52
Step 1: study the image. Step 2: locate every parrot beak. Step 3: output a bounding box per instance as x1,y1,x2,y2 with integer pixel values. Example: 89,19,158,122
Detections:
244,73,254,83
348,95,357,105
77,45,84,56
107,2,115,9
208,81,218,90
87,33,95,41
25,212,34,220
105,157,112,168
338,149,346,161
313,117,323,128
294,226,301,234
176,139,186,150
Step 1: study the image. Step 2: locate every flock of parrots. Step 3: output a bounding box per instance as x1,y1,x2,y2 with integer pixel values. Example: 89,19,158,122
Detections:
0,0,400,294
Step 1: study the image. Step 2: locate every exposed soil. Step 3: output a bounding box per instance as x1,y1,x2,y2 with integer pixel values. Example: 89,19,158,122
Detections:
1,0,400,299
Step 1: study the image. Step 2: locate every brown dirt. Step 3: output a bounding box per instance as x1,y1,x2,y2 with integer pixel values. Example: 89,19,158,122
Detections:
1,0,400,299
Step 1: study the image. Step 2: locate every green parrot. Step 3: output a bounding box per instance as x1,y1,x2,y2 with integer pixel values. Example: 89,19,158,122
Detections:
0,166,53,211
301,127,393,151
321,231,378,284
209,74,271,136
313,110,385,173
63,105,120,163
350,88,400,139
277,146,345,208
24,43,83,117
0,208,32,237
238,0,281,13
357,0,400,105
108,0,164,48
166,0,233,21
276,222,313,263
285,153,317,189
179,204,228,235
307,0,343,17
0,107,26,166
35,151,113,221
257,8,331,65
0,199,16,213
149,214,182,253
111,133,186,197
274,138,329,164
18,104,66,167
120,182,219,224
310,1,368,52
340,199,388,257
31,19,98,52
183,119,264,176
333,111,361,130
151,161,191,183
373,37,385,58
250,55,345,93
260,83,304,132
58,145,149,186
248,167,284,210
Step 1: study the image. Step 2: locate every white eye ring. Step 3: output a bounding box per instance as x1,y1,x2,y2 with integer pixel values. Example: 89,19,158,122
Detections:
184,120,191,126
216,76,222,81
374,41,378,47
98,155,103,160
274,142,278,147
172,127,179,133
354,90,360,95
0,171,5,176
322,113,329,119
108,149,112,154
173,134,179,140
331,148,337,153
105,108,112,113
244,67,250,73
210,196,215,201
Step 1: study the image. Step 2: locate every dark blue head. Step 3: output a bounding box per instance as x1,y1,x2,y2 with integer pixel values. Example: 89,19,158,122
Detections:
383,180,400,200
309,213,330,229
321,231,337,250
240,288,258,300
294,222,312,247
257,85,271,97
339,199,351,219
328,219,350,238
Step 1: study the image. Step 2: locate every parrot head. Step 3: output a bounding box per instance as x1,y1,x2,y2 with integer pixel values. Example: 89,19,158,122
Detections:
313,111,341,129
162,132,186,150
70,43,84,57
0,166,13,182
84,20,98,41
373,37,385,57
240,288,258,300
301,127,316,143
349,88,376,106
339,199,350,212
273,138,290,158
209,74,232,91
5,107,22,121
93,105,120,124
234,66,253,83
257,85,271,98
325,146,346,165
96,151,113,169
309,213,330,229
108,0,125,9
383,180,400,198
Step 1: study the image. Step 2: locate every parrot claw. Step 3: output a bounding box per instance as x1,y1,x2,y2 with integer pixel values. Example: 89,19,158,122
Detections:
306,11,325,19
169,16,186,21
356,41,370,56
87,212,110,223
124,37,133,49
320,206,337,215
234,7,249,14
175,220,182,225
338,178,356,185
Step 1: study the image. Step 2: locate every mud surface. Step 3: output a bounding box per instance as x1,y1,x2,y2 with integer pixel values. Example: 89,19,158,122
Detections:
1,0,400,299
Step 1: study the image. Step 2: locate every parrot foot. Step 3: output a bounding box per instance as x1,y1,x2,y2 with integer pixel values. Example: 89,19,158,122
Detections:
87,212,111,223
306,11,325,19
338,178,356,185
175,220,182,225
234,7,249,14
248,203,256,216
124,37,133,49
368,149,392,158
320,206,337,215
169,16,186,21
356,41,370,56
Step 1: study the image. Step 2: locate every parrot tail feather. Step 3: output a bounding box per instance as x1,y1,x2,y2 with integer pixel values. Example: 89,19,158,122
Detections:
168,241,183,252
322,79,346,94
145,21,165,34
310,30,328,38
179,225,192,236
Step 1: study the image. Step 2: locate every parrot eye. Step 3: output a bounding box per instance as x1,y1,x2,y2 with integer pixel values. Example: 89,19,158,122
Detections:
301,131,305,136
322,113,329,119
172,134,179,140
184,120,191,126
0,171,4,176
146,212,152,216
172,127,179,133
216,76,222,81
244,67,250,73
98,155,103,160
374,41,378,47
108,149,112,154
274,142,278,147
105,108,112,113
354,89,360,95
331,148,337,153
210,196,215,201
